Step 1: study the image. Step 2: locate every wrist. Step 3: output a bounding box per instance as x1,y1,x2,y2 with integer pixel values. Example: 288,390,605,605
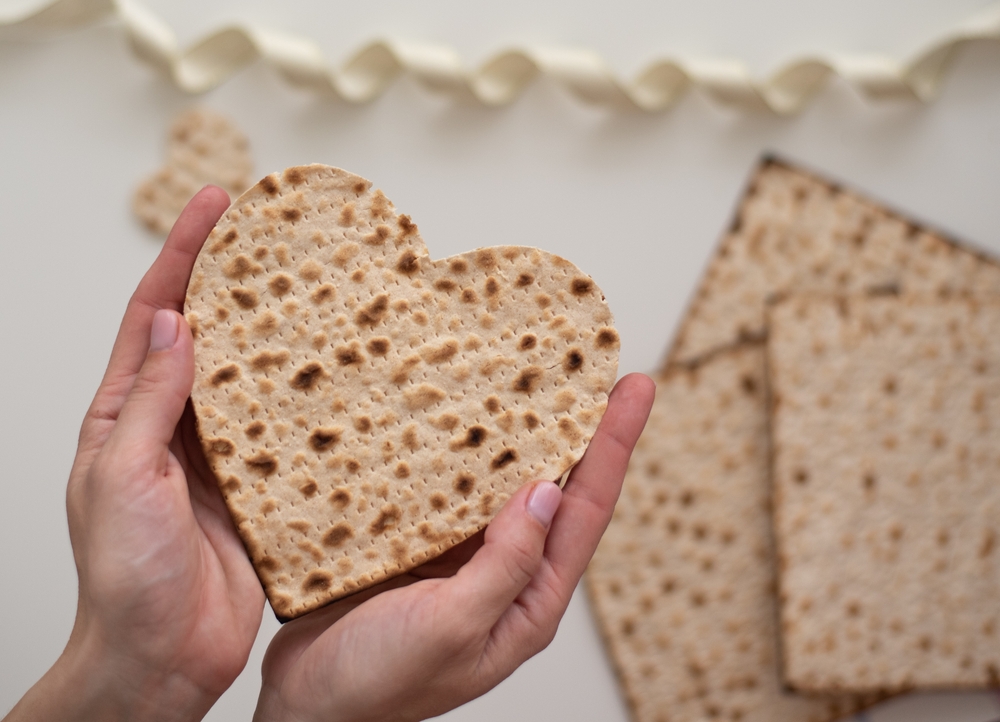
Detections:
5,617,218,722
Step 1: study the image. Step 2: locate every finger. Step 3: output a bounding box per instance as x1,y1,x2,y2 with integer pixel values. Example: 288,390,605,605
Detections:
445,480,562,628
101,309,195,473
81,187,230,448
528,374,654,603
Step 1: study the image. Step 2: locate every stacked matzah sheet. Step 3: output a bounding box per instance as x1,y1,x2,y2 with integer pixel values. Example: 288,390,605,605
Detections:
588,157,1000,721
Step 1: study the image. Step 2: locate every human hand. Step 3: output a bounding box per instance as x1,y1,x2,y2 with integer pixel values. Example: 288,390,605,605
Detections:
5,188,265,722
252,373,654,722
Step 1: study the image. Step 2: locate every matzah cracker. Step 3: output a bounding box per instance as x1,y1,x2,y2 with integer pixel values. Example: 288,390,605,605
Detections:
670,158,1000,365
186,165,619,619
588,344,875,722
769,293,1000,692
134,107,253,234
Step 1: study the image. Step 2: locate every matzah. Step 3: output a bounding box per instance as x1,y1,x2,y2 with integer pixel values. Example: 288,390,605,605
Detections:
670,157,1000,365
588,343,875,722
769,292,1000,692
134,107,253,234
186,165,619,619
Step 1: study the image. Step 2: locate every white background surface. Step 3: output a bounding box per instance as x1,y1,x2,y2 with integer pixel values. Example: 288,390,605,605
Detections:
1,1,1000,720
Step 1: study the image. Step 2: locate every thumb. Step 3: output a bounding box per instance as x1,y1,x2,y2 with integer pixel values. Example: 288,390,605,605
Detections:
447,481,562,627
105,309,194,467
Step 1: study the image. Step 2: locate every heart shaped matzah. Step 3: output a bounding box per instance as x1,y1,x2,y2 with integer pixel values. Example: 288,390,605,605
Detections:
186,165,619,619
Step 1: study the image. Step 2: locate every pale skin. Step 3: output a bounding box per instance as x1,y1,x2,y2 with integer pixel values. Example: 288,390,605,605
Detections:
4,187,655,722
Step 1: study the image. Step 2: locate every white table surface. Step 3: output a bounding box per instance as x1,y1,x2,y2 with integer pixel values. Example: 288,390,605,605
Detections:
2,1,999,719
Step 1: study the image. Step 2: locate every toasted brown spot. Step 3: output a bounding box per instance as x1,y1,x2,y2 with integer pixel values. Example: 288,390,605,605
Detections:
454,473,476,495
309,427,342,452
434,278,457,292
220,475,241,493
245,451,278,476
259,175,279,195
268,273,294,296
338,202,356,226
352,179,368,194
595,327,620,349
558,416,582,443
421,339,459,364
363,224,391,245
404,383,447,410
369,504,402,535
355,294,390,327
396,250,420,275
523,411,541,429
398,214,417,236
230,287,259,309
245,421,267,440
461,288,478,304
981,530,996,558
475,249,497,269
563,348,584,373
302,570,333,594
350,269,365,283
250,349,290,372
479,492,496,515
210,228,239,252
449,259,468,274
370,189,391,217
571,276,594,296
281,207,302,223
351,415,372,434
431,413,461,431
210,364,240,386
491,448,518,470
283,167,305,185
794,469,809,485
329,488,352,509
515,272,534,287
206,437,235,457
484,396,502,414
224,254,261,280
394,462,410,479
391,354,422,384
252,246,268,260
518,334,537,351
366,337,391,356
252,310,280,335
290,362,326,391
429,493,448,511
345,458,361,474
298,477,318,497
460,425,488,448
513,366,544,394
335,343,365,366
322,522,355,548
298,260,323,282
256,555,280,573
311,284,335,304
485,277,500,297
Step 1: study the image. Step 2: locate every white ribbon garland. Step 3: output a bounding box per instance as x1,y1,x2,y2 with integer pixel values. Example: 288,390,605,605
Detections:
2,0,999,114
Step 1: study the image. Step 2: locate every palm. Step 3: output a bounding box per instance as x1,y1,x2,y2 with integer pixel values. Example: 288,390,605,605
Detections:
64,187,265,702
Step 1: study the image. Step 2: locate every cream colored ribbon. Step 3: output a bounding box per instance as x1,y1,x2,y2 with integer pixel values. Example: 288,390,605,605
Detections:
2,0,999,113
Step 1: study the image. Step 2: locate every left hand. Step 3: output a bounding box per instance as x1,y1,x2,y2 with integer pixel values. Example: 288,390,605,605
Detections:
4,187,266,722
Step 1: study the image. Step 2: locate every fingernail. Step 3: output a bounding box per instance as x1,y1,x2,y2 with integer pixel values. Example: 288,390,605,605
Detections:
149,309,178,352
527,481,562,529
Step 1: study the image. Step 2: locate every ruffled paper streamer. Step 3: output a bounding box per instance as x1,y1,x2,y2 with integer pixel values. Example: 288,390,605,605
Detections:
2,0,999,113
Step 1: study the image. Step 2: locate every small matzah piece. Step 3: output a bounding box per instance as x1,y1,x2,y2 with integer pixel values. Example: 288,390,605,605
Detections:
588,344,874,722
134,107,253,234
670,158,1000,364
769,293,1000,692
186,165,619,619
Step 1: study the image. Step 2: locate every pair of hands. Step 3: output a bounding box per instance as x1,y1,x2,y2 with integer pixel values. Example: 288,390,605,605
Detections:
5,187,654,722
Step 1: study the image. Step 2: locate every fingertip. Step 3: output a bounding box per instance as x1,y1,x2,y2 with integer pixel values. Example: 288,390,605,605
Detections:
526,481,562,529
149,308,180,352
